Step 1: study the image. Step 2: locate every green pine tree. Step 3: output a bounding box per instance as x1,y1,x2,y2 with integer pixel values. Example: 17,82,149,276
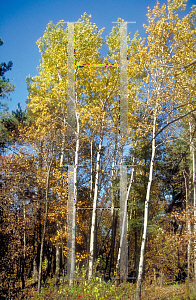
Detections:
0,37,15,114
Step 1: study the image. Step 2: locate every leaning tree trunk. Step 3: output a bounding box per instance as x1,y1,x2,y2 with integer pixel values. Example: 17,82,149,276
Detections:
37,157,53,295
135,103,158,300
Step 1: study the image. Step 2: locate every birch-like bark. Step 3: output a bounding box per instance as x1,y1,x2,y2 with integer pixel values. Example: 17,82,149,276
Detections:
87,65,118,281
69,106,79,286
116,140,137,283
90,141,93,203
37,157,53,295
183,169,191,288
188,175,192,288
110,150,118,278
55,221,60,285
190,122,196,287
58,62,66,168
60,116,66,167
193,137,196,287
87,141,93,261
88,120,104,281
58,115,65,281
67,22,78,285
55,242,60,285
135,103,158,300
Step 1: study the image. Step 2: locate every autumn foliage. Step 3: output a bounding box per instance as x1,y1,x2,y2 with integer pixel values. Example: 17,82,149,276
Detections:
0,1,196,299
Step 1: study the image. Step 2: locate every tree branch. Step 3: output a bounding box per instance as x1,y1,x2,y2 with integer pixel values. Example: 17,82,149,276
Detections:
155,108,196,140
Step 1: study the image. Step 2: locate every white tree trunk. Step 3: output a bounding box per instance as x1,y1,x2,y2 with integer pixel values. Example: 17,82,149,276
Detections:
110,152,117,273
190,122,196,287
135,103,158,300
69,107,79,286
183,169,191,288
88,122,104,281
116,141,137,283
188,177,192,288
60,116,66,167
193,141,196,287
90,141,93,203
55,242,60,285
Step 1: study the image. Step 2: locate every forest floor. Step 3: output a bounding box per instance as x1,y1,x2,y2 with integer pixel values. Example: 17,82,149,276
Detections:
2,278,196,300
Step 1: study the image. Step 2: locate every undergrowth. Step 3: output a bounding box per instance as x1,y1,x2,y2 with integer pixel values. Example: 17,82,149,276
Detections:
2,267,196,300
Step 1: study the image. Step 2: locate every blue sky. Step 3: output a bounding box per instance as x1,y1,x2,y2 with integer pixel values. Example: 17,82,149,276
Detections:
1,0,195,113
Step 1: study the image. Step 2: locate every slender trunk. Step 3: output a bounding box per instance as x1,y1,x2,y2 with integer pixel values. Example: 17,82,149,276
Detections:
134,196,137,280
116,140,137,283
60,116,66,167
58,114,65,282
87,141,93,263
37,158,53,295
134,228,137,278
23,198,26,260
55,220,60,285
61,238,65,281
190,121,196,288
35,142,43,283
88,122,104,281
115,155,135,282
21,193,26,289
59,110,66,280
67,22,77,286
33,258,38,283
55,242,60,285
135,103,157,300
188,175,192,288
110,154,117,278
183,170,191,288
90,141,93,204
194,143,196,287
32,227,38,281
191,124,196,288
110,209,118,278
69,107,79,286
87,141,93,254
87,69,117,281
94,211,97,261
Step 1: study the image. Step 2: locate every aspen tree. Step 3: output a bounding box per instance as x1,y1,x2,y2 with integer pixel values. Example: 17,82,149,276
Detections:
135,0,196,298
26,14,105,285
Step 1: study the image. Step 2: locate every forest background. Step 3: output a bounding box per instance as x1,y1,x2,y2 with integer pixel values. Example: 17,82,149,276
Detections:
0,0,196,299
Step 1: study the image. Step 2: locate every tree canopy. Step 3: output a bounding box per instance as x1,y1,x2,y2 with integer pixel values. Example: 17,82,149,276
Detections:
1,2,196,299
